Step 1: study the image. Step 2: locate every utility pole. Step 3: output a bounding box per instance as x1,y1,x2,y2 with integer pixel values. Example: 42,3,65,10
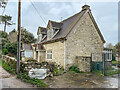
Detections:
17,0,21,74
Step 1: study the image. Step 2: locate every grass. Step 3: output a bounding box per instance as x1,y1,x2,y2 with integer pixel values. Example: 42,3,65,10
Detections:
93,69,120,76
0,59,16,74
112,61,120,65
17,73,48,87
68,65,88,74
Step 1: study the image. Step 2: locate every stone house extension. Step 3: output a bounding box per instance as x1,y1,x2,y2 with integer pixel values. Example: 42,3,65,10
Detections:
32,5,105,72
21,44,33,62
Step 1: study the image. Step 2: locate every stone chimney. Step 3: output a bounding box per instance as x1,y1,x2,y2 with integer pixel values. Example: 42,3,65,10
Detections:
82,5,90,10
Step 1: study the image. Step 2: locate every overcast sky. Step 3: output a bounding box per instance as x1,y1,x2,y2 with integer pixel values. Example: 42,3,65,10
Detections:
0,1,118,45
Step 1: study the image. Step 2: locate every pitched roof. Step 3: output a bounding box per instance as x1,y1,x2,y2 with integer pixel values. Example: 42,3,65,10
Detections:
50,20,63,28
37,27,47,35
40,9,87,44
22,44,33,50
40,5,105,44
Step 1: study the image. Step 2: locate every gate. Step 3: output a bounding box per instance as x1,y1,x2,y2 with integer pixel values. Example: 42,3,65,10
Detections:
91,53,112,76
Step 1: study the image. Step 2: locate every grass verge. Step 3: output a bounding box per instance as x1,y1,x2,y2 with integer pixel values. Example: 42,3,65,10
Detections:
0,58,48,87
17,73,48,87
112,61,120,65
0,59,16,74
93,69,120,76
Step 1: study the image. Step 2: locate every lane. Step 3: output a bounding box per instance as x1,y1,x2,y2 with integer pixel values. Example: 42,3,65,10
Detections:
0,66,33,89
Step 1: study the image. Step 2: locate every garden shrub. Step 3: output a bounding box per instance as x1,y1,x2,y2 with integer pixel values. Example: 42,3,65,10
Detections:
2,48,8,55
54,65,64,75
26,59,37,62
69,65,80,73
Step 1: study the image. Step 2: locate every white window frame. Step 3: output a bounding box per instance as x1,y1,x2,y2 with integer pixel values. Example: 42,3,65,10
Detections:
47,50,52,60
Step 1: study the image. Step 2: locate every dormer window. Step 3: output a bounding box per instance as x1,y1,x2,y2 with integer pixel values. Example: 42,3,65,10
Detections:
41,34,47,41
37,27,47,43
53,27,60,34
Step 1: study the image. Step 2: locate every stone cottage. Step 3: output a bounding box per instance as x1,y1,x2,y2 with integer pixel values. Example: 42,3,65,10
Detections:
32,5,105,72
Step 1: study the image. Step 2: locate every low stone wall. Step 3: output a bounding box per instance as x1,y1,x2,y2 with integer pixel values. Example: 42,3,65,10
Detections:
75,56,91,72
2,55,56,76
22,62,55,74
2,55,17,70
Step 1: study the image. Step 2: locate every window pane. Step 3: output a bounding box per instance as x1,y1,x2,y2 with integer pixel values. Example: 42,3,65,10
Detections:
47,54,52,59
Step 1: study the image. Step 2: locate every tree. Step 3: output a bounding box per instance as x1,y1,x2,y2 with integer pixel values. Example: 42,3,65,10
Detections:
115,42,120,56
0,31,9,46
105,43,114,49
0,15,14,32
0,31,8,38
21,27,37,44
3,42,17,56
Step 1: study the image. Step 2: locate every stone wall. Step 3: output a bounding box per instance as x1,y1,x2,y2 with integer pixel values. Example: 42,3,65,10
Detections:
38,51,46,62
75,56,91,72
44,41,65,68
2,55,17,71
2,55,56,74
65,12,104,70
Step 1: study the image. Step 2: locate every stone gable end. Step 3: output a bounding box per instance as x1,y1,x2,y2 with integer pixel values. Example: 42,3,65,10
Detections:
65,12,104,71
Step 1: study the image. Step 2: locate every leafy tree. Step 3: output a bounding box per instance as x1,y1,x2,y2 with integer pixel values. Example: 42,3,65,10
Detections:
0,31,9,47
0,31,8,38
3,42,17,55
2,48,8,55
105,43,114,49
115,42,120,56
0,15,14,32
21,27,37,44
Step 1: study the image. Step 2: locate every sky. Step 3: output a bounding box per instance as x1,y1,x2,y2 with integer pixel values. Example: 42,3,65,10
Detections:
0,1,118,46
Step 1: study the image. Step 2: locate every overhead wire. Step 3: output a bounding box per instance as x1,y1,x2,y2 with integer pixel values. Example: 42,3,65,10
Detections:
29,0,46,25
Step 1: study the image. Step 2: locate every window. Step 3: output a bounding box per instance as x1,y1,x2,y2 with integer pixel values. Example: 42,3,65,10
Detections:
21,52,25,57
53,28,60,34
47,50,52,60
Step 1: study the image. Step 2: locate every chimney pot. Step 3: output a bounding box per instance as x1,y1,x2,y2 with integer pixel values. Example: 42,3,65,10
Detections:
82,5,90,10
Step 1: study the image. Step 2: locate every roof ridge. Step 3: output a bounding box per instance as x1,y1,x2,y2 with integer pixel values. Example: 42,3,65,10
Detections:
39,26,46,29
49,20,63,24
61,10,83,22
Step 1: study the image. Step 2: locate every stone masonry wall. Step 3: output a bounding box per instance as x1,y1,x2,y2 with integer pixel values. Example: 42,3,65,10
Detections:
75,56,91,72
65,12,104,71
44,41,65,68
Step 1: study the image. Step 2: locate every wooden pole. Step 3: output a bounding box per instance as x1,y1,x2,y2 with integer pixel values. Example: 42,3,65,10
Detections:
17,0,21,74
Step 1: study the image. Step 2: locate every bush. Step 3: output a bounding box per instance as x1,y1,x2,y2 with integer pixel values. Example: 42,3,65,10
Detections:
54,65,64,75
27,59,37,62
2,48,8,55
17,73,48,87
69,66,80,73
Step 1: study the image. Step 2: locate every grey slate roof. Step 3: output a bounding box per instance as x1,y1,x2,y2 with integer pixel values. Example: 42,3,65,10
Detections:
39,5,105,44
50,21,63,28
37,27,47,35
40,9,86,44
23,44,33,50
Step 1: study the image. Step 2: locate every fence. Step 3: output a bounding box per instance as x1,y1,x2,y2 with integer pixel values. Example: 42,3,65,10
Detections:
91,53,112,76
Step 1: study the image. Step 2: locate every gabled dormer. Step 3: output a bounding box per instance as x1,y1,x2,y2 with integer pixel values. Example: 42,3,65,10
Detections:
47,20,63,40
37,27,47,43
